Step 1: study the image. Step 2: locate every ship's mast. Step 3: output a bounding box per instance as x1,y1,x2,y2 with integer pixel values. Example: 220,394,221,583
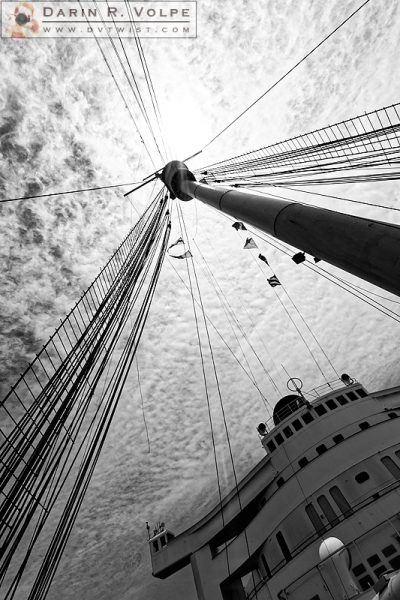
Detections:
161,160,400,297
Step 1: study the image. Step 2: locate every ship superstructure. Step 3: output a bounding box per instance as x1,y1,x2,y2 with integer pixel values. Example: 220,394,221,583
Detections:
149,379,400,599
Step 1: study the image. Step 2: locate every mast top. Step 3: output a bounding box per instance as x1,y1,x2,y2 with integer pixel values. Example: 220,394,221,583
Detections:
160,160,196,201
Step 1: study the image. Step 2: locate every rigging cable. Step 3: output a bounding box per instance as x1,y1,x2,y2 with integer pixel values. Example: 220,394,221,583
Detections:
274,184,400,214
124,0,170,159
202,231,287,391
0,181,143,204
207,206,400,324
178,203,262,598
0,193,171,598
136,356,151,453
174,200,231,575
192,238,280,400
200,0,371,151
167,258,274,403
94,0,166,163
76,0,157,169
232,226,331,382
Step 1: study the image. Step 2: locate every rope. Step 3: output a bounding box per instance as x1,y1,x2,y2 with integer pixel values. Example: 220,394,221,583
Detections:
136,356,151,453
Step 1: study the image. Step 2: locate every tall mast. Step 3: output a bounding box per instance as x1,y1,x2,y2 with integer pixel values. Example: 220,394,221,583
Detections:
161,160,400,297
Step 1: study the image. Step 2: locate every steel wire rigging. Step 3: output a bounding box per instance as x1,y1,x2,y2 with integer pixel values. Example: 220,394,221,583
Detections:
197,0,371,153
195,103,400,189
0,192,171,599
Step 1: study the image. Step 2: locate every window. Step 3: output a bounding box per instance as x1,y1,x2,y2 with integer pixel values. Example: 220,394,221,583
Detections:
261,554,271,578
152,540,159,552
305,503,326,535
329,486,353,516
388,412,399,419
355,471,370,484
283,426,293,438
374,565,387,578
316,444,327,455
347,391,358,401
317,495,339,526
367,554,381,567
333,434,344,444
298,457,309,468
352,564,366,577
357,388,368,398
359,575,374,590
382,544,396,558
275,433,284,445
315,404,327,416
381,456,400,480
292,419,303,431
336,394,349,406
302,412,314,425
160,535,166,547
276,531,292,562
266,440,276,453
326,399,338,410
277,477,285,487
359,421,370,430
389,556,400,570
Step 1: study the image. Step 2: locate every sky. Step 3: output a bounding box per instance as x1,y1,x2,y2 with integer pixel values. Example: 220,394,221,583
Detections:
1,0,400,599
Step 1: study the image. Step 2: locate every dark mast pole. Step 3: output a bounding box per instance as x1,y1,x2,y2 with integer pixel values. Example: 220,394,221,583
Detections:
161,160,400,297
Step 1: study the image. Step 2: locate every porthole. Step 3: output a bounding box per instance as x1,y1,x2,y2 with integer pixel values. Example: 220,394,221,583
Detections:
355,471,370,484
359,421,370,430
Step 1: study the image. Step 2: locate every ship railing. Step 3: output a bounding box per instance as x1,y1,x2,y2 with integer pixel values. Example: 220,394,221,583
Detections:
304,378,359,399
260,378,359,433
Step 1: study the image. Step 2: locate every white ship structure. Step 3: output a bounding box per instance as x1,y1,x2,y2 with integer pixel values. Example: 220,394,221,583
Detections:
149,377,400,600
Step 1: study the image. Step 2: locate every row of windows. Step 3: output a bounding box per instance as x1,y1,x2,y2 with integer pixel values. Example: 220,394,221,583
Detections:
294,417,399,471
304,455,400,534
352,543,400,591
260,453,400,582
276,438,400,492
266,387,368,453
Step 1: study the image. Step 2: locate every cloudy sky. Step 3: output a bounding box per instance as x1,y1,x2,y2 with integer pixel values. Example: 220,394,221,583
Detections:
1,0,400,599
